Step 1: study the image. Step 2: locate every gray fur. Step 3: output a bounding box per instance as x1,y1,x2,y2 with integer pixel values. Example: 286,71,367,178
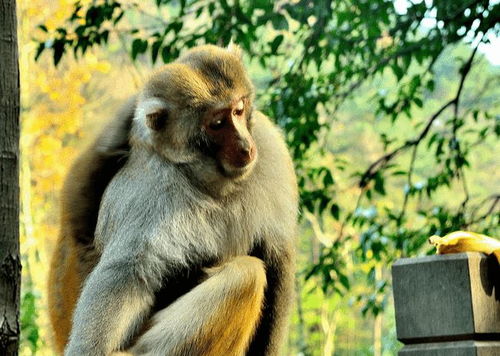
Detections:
65,46,297,356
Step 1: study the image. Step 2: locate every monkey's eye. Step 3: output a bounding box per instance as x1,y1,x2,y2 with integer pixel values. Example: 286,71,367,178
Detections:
233,108,244,116
209,118,226,131
146,110,168,131
233,99,245,117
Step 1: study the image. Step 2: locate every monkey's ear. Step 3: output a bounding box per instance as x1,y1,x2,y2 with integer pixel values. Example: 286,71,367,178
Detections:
135,97,169,132
146,109,168,131
226,41,242,60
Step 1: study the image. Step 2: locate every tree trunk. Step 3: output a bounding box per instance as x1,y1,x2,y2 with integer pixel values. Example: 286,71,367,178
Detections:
0,0,21,354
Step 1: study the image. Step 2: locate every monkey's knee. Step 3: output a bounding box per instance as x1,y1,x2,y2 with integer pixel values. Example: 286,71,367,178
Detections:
207,256,267,294
130,257,267,356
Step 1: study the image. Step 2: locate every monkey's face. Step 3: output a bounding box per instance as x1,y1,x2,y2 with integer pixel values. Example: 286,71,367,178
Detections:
200,95,257,178
132,45,257,180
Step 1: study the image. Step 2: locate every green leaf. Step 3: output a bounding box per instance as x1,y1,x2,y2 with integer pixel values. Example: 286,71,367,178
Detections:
161,46,171,63
330,204,340,220
391,63,404,81
113,10,125,25
151,39,163,64
339,273,350,290
101,30,109,44
374,173,386,195
270,35,284,54
323,169,334,186
414,97,423,108
131,38,148,60
53,40,65,66
172,22,183,33
271,15,288,31
319,196,328,213
426,79,435,91
34,42,45,61
254,0,272,10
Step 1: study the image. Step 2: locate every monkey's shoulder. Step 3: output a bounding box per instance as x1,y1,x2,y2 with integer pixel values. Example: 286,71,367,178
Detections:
251,111,298,203
94,158,218,249
252,111,296,179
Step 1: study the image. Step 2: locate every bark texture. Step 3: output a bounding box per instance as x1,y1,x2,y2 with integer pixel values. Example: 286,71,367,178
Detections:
0,0,21,355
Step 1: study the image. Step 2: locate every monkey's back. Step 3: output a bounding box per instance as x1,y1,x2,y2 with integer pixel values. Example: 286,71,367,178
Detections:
48,97,135,354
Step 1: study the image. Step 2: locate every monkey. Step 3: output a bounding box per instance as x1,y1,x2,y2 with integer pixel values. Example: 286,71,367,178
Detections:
59,44,298,356
48,96,136,353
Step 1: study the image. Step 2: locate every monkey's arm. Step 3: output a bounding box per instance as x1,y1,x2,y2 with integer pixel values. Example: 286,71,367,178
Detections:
131,256,267,356
65,255,154,356
247,240,296,356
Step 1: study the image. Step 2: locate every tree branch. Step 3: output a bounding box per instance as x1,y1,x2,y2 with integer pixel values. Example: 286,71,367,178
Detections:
465,194,500,227
359,43,480,189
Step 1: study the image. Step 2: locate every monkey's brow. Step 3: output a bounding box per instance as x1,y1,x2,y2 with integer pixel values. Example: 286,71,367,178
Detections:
191,104,210,113
211,94,251,111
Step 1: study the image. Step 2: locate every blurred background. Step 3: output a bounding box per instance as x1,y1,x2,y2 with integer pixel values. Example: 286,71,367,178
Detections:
18,0,499,355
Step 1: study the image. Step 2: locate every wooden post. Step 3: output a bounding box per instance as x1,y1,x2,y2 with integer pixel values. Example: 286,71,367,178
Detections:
392,253,500,355
0,0,21,354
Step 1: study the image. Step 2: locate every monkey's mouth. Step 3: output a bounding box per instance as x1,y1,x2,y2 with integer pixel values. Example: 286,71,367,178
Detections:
220,154,258,180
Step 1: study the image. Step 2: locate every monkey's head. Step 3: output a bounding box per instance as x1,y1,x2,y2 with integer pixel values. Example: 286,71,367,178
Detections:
132,44,257,181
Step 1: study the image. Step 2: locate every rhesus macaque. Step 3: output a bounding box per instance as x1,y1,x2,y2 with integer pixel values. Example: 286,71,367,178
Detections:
51,44,298,356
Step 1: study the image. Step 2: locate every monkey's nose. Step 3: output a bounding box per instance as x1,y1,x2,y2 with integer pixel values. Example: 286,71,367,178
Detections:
237,139,254,159
240,143,256,161
232,143,255,168
240,147,251,158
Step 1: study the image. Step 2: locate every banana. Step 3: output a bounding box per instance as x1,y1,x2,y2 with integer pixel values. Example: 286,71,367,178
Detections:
429,231,500,262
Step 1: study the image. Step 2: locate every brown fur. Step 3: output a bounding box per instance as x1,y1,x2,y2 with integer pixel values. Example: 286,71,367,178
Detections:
48,233,82,353
48,97,136,353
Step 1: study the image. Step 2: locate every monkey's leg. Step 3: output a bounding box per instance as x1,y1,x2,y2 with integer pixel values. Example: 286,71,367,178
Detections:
130,256,267,356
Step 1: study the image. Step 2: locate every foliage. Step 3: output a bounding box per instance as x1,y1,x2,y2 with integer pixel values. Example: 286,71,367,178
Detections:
20,258,40,355
31,0,499,354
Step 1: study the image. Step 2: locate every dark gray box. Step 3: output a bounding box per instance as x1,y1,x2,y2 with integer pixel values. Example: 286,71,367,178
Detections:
392,253,500,355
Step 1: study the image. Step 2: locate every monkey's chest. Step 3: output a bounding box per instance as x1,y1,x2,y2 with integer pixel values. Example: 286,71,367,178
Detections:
160,199,261,260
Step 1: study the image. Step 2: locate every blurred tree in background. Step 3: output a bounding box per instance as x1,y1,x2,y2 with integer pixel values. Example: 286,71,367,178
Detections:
19,0,499,355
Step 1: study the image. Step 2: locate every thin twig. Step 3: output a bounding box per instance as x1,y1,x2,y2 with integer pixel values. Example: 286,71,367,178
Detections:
452,44,480,211
458,167,470,212
465,194,500,227
359,98,454,188
467,196,500,226
398,144,419,223
335,187,364,243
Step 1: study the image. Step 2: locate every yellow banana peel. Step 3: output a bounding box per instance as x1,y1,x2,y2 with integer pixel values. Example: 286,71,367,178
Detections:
429,231,500,262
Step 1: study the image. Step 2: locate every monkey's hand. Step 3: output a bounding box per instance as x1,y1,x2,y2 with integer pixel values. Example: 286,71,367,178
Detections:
64,255,154,356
